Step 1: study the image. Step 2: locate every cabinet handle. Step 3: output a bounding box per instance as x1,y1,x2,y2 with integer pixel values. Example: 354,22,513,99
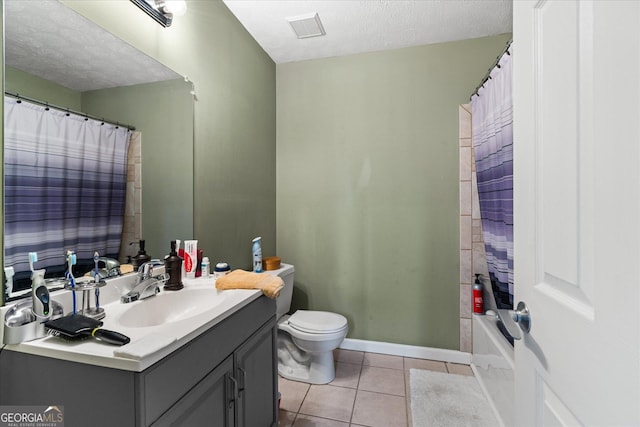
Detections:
229,375,239,404
238,367,246,394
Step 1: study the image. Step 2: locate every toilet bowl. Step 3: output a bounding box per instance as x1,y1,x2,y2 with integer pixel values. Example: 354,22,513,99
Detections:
265,264,348,384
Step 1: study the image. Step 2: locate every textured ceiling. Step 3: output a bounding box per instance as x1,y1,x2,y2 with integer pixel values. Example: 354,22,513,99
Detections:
4,1,513,92
4,0,180,92
222,0,513,64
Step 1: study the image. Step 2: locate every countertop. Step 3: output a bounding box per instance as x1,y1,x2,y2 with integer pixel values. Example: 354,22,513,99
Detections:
1,275,263,372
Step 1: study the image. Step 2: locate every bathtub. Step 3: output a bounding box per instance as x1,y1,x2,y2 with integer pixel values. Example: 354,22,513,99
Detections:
471,314,514,427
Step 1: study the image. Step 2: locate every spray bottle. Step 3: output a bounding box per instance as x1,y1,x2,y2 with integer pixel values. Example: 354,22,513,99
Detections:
473,273,484,315
252,237,263,273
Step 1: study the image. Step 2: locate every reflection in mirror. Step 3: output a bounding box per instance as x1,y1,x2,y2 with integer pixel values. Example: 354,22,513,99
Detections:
4,95,132,299
3,0,193,304
130,0,188,27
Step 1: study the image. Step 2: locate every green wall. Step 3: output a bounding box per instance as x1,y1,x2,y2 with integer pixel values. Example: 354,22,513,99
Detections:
62,0,277,270
0,0,512,352
82,79,194,258
4,65,194,260
5,65,81,109
276,35,510,350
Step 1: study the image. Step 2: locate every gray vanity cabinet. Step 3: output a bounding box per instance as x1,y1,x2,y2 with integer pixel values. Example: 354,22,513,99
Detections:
235,320,279,426
0,295,278,427
151,319,278,427
150,355,235,427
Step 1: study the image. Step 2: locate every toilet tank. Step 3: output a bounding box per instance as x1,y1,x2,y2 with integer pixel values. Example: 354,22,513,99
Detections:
264,263,295,319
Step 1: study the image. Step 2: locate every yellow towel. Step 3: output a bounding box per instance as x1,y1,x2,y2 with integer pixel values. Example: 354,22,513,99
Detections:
215,269,284,299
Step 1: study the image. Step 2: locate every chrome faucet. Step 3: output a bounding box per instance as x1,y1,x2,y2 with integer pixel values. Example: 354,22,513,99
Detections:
120,262,168,303
120,278,160,303
137,261,154,281
95,257,121,279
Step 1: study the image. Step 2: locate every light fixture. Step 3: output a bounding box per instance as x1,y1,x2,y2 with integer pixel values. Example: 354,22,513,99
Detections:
130,0,187,27
286,13,326,39
158,0,187,17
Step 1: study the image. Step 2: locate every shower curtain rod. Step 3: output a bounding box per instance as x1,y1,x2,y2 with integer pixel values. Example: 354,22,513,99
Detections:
4,91,136,131
469,39,513,101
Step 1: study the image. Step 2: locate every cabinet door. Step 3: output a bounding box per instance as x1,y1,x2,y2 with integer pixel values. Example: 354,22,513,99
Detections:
152,356,235,427
235,319,278,427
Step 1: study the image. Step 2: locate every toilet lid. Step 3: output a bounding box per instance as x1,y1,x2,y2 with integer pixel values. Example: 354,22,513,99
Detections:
288,310,347,334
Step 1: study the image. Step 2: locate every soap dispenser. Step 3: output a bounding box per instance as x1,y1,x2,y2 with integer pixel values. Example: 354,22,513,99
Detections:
131,239,152,270
164,240,184,291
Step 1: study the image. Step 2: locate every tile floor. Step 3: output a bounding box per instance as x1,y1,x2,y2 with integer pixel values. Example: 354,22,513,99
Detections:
277,349,474,427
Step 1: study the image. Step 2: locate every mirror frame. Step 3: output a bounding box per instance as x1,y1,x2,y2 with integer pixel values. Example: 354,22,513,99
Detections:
130,0,173,27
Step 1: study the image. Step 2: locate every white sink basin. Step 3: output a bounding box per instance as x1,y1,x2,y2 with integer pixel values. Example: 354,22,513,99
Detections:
116,288,226,328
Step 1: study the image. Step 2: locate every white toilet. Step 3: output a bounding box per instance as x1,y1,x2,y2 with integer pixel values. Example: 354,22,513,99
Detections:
265,263,348,384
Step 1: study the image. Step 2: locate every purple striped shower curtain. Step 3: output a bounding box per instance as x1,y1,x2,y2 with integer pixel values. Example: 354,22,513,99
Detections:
4,97,130,290
471,47,513,310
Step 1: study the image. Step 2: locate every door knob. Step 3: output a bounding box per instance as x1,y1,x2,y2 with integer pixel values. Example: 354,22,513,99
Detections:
497,301,531,340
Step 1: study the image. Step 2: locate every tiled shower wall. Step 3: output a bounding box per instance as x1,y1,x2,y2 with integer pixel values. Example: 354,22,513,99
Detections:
459,104,491,352
119,131,142,264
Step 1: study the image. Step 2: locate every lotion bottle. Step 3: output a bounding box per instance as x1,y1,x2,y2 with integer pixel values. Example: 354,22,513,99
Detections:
201,257,210,278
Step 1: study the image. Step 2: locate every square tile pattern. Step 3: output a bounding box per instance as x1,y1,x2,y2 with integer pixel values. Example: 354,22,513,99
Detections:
278,349,474,427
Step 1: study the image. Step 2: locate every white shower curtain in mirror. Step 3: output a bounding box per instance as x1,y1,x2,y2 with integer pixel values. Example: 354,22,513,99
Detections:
4,97,130,283
471,45,513,310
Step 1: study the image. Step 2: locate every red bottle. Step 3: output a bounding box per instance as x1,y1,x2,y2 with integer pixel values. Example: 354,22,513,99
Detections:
473,274,484,314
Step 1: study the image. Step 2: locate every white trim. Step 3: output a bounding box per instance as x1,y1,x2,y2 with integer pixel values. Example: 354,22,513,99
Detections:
339,338,472,365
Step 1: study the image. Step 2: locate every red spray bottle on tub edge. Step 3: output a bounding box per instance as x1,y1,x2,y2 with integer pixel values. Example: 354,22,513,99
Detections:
473,274,484,314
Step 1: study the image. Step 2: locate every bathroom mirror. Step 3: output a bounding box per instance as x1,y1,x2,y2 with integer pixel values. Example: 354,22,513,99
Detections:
2,0,194,302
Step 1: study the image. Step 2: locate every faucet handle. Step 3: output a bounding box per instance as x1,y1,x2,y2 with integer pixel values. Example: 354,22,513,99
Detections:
138,262,153,278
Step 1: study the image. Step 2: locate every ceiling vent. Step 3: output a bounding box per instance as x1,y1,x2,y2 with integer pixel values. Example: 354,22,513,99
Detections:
286,13,326,39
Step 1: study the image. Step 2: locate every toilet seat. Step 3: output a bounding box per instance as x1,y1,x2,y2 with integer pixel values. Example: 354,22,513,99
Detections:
288,310,347,334
278,310,348,342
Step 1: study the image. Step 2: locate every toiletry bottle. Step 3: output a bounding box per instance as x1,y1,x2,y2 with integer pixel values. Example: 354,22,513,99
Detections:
201,257,210,278
214,262,231,278
176,239,186,279
164,240,184,291
252,237,263,273
4,267,15,301
132,239,152,269
473,273,484,314
196,249,204,277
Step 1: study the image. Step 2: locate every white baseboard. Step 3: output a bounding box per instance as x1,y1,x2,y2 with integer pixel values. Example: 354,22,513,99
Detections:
339,338,472,365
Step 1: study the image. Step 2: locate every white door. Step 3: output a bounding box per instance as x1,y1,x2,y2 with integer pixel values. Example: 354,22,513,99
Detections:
513,1,640,425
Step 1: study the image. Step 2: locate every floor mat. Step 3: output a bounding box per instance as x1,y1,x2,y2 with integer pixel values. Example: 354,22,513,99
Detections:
409,369,497,427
